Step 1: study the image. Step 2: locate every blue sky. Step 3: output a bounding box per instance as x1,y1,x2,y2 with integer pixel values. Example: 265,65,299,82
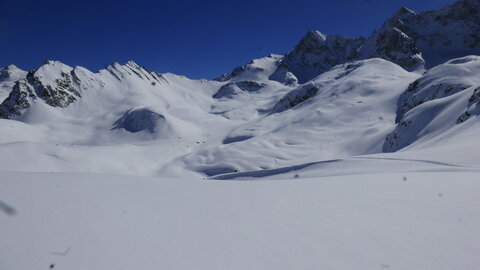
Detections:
1,0,457,79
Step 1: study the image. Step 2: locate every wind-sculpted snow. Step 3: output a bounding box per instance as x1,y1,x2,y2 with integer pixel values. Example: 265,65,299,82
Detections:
2,171,480,270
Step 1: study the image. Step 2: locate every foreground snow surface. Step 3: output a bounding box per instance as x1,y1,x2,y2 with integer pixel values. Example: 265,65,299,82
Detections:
1,171,479,270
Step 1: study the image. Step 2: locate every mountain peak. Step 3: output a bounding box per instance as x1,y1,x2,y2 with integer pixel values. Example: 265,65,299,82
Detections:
296,30,328,50
393,7,418,18
42,59,60,65
304,30,327,42
125,60,141,69
1,64,17,70
0,64,27,80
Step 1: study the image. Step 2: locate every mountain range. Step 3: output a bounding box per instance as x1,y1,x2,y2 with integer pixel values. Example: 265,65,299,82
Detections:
1,0,480,178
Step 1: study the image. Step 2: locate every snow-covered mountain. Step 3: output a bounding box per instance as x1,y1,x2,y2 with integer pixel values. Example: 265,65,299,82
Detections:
274,0,480,83
3,1,480,270
1,0,480,179
0,65,27,102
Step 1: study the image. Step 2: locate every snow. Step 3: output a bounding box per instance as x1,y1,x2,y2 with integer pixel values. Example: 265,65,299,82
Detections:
1,1,480,269
1,171,479,270
1,56,480,269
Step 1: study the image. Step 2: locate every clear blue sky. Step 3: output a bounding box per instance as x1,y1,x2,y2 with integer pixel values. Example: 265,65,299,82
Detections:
1,0,457,79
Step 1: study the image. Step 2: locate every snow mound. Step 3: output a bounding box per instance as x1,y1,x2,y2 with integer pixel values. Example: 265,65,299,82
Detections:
112,108,168,133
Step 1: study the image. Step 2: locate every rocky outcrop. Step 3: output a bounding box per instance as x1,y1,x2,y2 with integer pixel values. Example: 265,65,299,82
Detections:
268,62,298,86
384,55,480,152
215,54,284,82
0,79,36,118
213,81,267,99
112,108,167,133
457,86,480,123
0,61,81,118
278,31,364,83
272,84,319,113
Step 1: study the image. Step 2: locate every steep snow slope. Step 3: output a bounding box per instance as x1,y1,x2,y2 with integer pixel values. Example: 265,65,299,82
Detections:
1,171,479,270
384,55,480,152
181,59,419,176
215,54,284,82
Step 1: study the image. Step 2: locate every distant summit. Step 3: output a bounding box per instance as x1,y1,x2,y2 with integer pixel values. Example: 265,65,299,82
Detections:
271,0,480,83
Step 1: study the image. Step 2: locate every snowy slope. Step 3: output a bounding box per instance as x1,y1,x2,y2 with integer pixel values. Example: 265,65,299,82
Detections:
1,171,479,270
385,55,480,152
0,60,478,178
182,59,419,176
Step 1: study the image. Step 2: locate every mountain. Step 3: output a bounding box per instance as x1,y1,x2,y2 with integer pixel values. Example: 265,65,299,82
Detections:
1,0,480,178
0,64,27,102
273,0,480,83
3,2,480,269
384,55,480,152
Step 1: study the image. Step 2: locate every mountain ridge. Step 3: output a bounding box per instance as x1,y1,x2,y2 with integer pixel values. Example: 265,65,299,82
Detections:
1,0,480,178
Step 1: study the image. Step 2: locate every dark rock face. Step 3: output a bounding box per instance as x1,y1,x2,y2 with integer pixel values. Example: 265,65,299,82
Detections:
0,80,36,118
222,135,253,144
27,71,80,108
372,27,424,70
384,55,480,152
457,86,480,123
214,54,283,82
0,62,82,119
268,62,298,86
278,31,365,83
112,108,166,133
213,81,267,99
106,61,164,83
272,85,319,113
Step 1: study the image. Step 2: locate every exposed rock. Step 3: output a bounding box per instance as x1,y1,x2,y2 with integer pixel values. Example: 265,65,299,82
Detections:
214,54,284,82
277,30,365,83
274,1,480,82
385,55,480,152
112,108,167,133
0,79,36,118
268,62,298,86
457,86,480,123
272,85,319,113
213,81,267,99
